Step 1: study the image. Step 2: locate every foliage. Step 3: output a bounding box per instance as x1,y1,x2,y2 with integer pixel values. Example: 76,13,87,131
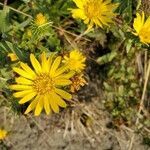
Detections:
0,0,149,147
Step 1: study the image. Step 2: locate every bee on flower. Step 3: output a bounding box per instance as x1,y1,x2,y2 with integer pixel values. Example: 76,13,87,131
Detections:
70,0,119,29
0,129,7,140
10,52,75,116
133,11,150,44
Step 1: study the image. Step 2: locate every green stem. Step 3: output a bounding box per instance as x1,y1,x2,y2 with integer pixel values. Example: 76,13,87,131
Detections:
0,2,32,18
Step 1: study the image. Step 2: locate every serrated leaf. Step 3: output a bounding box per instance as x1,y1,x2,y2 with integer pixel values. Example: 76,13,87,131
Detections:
97,52,117,65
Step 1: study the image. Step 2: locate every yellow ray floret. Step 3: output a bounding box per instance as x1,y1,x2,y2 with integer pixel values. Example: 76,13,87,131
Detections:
0,129,7,140
10,52,74,116
63,49,86,73
71,0,119,28
133,12,150,44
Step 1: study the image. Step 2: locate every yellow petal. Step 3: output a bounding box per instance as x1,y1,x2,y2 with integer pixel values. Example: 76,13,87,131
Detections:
46,53,55,72
13,90,34,98
13,67,35,80
93,18,103,27
141,11,145,26
143,16,150,28
19,92,36,104
53,93,67,108
57,71,75,79
73,0,84,8
55,88,72,100
84,18,90,24
49,56,61,76
41,52,48,73
20,62,36,78
98,16,109,26
44,95,51,115
49,93,59,113
55,78,72,86
71,9,86,19
16,77,33,85
103,0,112,5
30,54,42,74
24,96,39,114
54,65,68,77
133,12,145,35
10,85,33,90
34,97,43,116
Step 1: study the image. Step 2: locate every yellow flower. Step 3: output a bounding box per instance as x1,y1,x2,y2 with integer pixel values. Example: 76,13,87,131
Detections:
70,74,87,93
63,50,86,73
133,12,150,44
71,0,118,28
0,129,7,140
35,13,47,26
7,53,18,61
10,52,74,116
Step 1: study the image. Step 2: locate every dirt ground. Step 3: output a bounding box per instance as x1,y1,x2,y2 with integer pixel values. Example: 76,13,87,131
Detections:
0,61,149,150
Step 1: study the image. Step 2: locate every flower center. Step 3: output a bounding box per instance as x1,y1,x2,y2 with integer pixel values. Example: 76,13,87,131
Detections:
84,0,101,19
33,73,54,95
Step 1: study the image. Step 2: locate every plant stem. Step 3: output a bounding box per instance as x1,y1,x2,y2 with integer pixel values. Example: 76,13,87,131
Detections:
0,2,32,18
3,0,8,7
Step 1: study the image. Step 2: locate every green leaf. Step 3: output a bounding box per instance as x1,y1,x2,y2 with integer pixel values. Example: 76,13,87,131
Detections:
118,85,124,96
103,82,112,91
136,0,141,10
96,52,117,65
114,0,133,23
0,6,10,33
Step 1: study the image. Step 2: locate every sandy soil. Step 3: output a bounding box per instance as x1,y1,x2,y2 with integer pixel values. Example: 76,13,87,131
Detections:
0,61,149,150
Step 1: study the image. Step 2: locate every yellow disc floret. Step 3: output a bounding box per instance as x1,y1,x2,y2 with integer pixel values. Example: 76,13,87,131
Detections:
33,73,55,95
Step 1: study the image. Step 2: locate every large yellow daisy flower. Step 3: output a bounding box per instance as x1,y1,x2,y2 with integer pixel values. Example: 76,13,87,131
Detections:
71,0,118,28
63,49,86,73
133,12,150,44
10,52,74,116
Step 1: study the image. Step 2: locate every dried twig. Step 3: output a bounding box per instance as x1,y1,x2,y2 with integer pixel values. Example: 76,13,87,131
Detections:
0,2,32,18
128,60,150,150
26,114,53,148
3,0,8,7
